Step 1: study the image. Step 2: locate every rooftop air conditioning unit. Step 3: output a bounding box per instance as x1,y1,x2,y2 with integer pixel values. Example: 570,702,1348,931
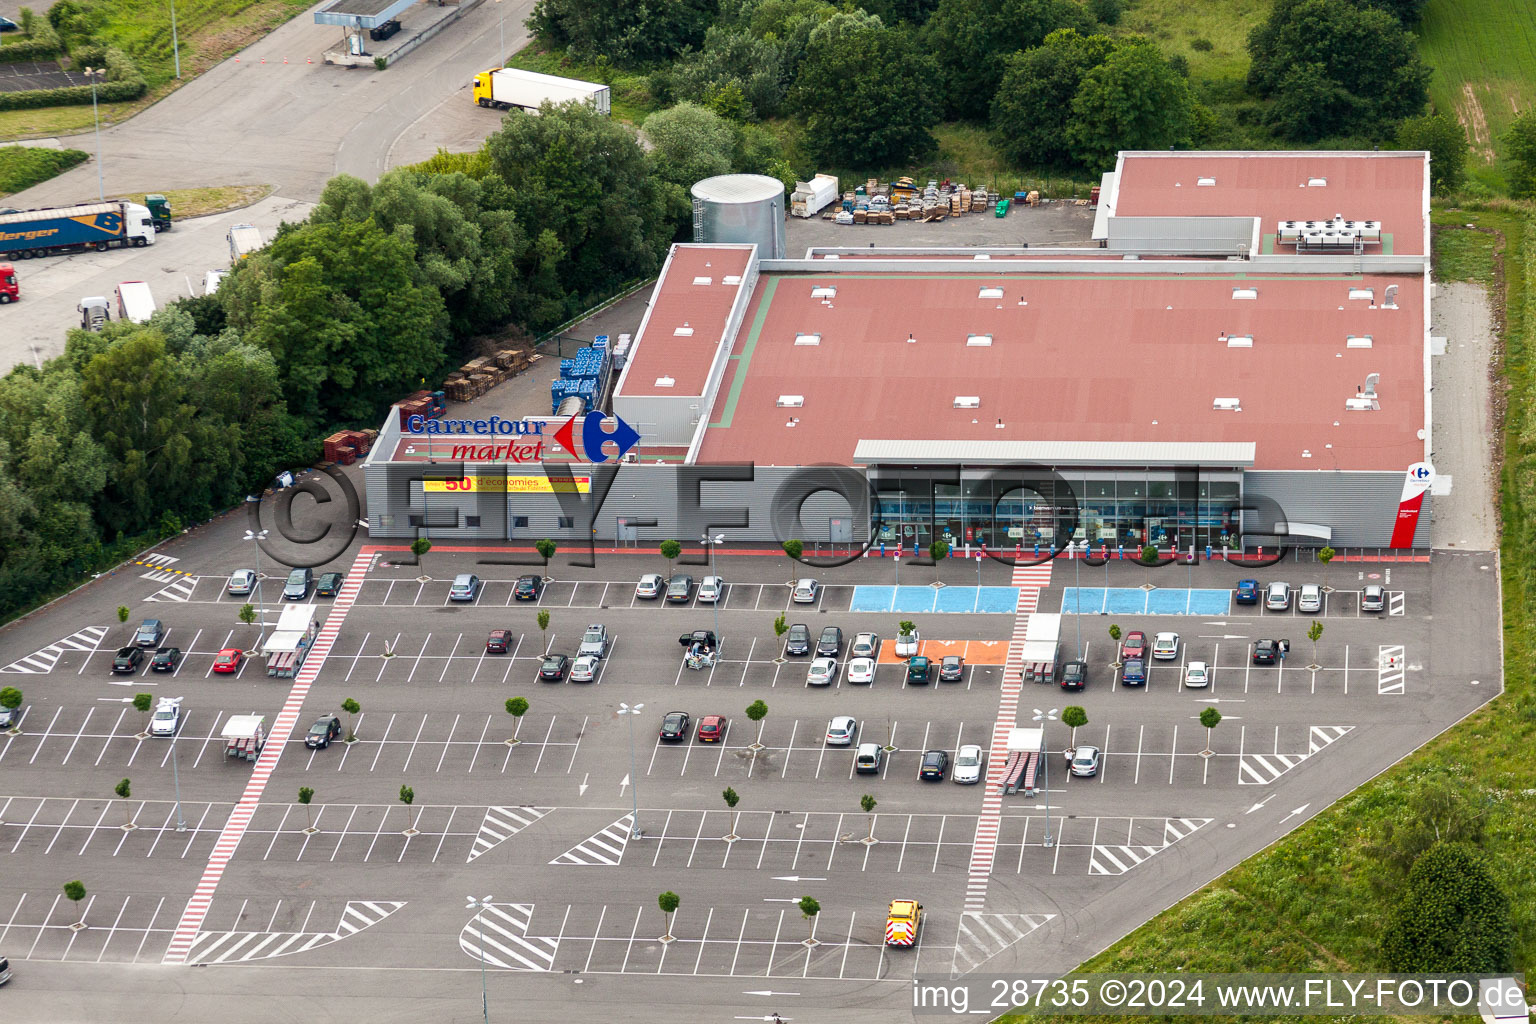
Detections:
978,287,1004,299
1345,397,1378,411
966,334,993,347
794,333,821,346
1346,335,1373,349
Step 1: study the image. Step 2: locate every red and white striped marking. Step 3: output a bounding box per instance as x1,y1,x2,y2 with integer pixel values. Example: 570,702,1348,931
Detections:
161,548,374,965
964,562,1052,914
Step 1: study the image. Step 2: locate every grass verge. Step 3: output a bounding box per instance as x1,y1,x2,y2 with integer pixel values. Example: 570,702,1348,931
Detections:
998,206,1535,1022
106,184,272,218
0,145,89,195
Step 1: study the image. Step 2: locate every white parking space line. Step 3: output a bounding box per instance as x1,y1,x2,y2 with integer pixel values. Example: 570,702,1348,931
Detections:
437,634,464,682
27,705,64,764
399,714,429,774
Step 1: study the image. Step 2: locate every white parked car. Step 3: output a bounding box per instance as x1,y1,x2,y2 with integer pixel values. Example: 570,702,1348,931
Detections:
806,656,838,686
825,715,857,746
1151,632,1180,660
846,657,876,684
1185,661,1209,688
851,632,879,659
1266,581,1291,610
791,579,819,603
226,568,256,595
953,744,984,784
149,696,182,737
1298,583,1322,613
894,629,920,657
635,573,664,599
570,654,600,682
697,576,724,603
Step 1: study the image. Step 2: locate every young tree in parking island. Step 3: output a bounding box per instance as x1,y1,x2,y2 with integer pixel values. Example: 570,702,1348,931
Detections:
928,539,949,576
114,778,132,826
798,895,821,943
1317,546,1336,564
745,699,769,748
298,786,316,830
0,686,21,732
238,603,256,626
1108,624,1122,664
658,890,680,941
781,539,803,561
133,693,153,735
535,538,556,563
410,537,431,570
1307,620,1325,667
1199,707,1222,756
399,785,416,832
341,697,360,741
505,697,529,743
722,787,741,841
1061,706,1088,745
64,880,87,927
773,614,787,643
861,794,878,841
536,609,551,652
117,606,130,623
659,539,682,575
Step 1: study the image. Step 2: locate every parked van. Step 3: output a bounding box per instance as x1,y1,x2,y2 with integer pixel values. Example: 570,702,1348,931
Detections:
115,280,156,324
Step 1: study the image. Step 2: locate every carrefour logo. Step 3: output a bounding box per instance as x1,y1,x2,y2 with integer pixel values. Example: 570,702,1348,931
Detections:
1410,466,1431,480
553,411,640,464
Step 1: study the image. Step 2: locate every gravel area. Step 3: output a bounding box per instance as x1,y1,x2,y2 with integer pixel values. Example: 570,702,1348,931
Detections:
1429,280,1498,551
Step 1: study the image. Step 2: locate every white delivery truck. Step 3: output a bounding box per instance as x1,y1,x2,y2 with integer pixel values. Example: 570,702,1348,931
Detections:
471,67,611,115
204,269,229,295
227,223,263,262
115,281,156,324
791,174,840,218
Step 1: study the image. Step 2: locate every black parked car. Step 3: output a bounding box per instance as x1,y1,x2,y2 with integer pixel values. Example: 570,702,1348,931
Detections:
784,623,812,656
538,653,570,681
678,630,718,649
1060,660,1087,691
919,749,949,780
816,626,843,657
112,646,144,674
306,715,343,749
1252,639,1279,665
659,711,691,742
316,572,345,597
514,575,542,601
666,574,694,603
906,656,932,685
150,647,182,672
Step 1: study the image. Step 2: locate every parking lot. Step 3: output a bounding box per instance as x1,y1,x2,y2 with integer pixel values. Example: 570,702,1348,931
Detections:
0,530,1499,1023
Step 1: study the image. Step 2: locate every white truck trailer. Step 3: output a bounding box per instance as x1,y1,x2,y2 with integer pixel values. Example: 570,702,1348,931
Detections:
791,174,839,218
115,281,156,324
228,224,263,262
471,67,611,115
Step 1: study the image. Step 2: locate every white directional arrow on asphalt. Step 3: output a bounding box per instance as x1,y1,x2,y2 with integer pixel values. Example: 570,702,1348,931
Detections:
770,876,826,883
1197,635,1251,640
619,774,629,796
741,991,800,997
97,697,136,703
1280,804,1311,823
1245,794,1275,814
1197,697,1247,704
1204,621,1228,626
763,898,802,903
579,773,589,797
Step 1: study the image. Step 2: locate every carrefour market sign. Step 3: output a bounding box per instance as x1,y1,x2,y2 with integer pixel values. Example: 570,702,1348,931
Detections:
405,416,546,436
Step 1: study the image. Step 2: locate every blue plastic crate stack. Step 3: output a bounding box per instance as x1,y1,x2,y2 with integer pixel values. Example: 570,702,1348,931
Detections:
550,335,612,415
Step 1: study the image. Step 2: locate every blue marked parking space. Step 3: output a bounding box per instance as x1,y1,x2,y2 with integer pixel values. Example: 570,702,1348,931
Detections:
1063,587,1232,616
850,585,895,612
850,585,1022,613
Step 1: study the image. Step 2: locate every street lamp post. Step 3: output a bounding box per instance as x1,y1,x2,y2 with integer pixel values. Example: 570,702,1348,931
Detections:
704,533,724,649
170,0,181,78
465,895,493,1024
618,703,644,838
1073,540,1083,658
243,527,270,652
83,67,104,201
1032,707,1058,847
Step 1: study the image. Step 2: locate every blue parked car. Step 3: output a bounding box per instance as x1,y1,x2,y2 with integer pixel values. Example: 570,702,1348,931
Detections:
1122,658,1146,686
1235,579,1260,604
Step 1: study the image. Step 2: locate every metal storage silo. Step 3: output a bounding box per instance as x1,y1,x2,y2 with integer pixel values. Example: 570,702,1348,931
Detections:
691,174,786,259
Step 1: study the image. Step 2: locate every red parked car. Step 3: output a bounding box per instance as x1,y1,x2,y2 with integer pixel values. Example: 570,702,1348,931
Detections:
212,648,243,674
697,715,727,743
486,629,513,654
1121,630,1147,661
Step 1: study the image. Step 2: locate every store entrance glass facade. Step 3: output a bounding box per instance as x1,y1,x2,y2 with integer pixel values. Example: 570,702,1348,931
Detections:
871,468,1244,554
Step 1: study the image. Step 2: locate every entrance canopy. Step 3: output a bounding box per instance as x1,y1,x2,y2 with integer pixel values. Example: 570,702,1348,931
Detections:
315,0,414,28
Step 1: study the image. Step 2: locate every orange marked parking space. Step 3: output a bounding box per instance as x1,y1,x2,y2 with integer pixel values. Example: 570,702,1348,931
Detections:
875,640,1009,665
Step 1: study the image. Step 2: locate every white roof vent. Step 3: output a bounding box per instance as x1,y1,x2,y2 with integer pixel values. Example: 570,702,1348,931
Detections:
1307,177,1328,187
1348,288,1374,301
972,253,991,260
692,276,712,286
811,285,836,299
1212,397,1242,411
1197,177,1217,187
794,333,821,346
953,396,981,409
966,334,993,347
978,286,1004,299
777,395,804,407
723,274,742,285
673,326,694,336
655,376,675,388
822,254,840,260
1345,397,1378,411
1346,335,1373,349
1225,334,1254,348
1232,287,1258,300
1383,284,1399,308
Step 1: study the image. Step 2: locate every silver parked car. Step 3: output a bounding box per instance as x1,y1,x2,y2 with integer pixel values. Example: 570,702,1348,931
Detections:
1360,584,1385,612
1298,583,1322,613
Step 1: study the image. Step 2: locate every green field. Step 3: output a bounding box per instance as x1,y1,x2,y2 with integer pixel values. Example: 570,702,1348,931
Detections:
1419,0,1536,180
1120,0,1270,87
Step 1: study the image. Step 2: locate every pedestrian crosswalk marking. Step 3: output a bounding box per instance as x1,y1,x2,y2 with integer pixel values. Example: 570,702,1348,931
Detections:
146,576,199,602
136,553,194,583
184,901,406,964
467,806,552,863
548,814,633,866
1088,818,1212,875
1387,591,1405,616
459,903,559,971
1239,726,1354,784
1,625,110,674
1377,644,1405,694
952,913,1054,974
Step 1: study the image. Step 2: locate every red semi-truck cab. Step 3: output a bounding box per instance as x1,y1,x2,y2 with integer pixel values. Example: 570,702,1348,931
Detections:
0,263,17,303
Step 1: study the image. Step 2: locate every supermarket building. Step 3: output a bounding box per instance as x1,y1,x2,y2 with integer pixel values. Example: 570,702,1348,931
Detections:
364,149,1439,552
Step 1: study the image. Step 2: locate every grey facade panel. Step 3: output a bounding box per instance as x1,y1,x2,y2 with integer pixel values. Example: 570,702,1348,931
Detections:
1243,470,1430,548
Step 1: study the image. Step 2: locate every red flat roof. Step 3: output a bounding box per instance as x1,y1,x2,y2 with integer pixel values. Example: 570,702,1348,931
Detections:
616,244,753,398
1112,152,1427,256
696,272,1424,472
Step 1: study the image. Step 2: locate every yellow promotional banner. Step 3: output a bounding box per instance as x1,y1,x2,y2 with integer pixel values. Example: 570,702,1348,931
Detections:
423,475,591,494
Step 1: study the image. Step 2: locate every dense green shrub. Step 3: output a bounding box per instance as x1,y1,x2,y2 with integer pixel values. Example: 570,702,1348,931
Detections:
0,146,90,194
